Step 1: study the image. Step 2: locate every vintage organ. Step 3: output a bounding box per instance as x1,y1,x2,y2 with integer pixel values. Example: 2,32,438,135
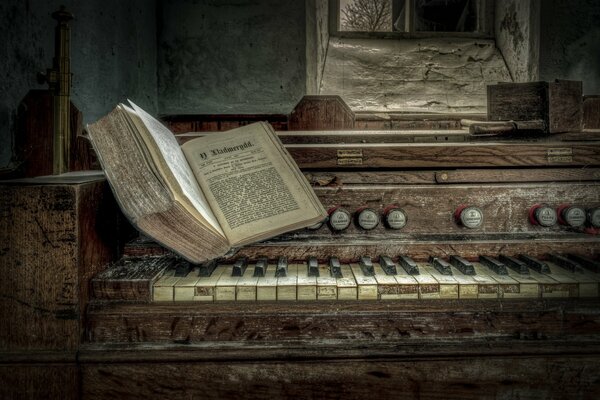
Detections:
2,95,600,398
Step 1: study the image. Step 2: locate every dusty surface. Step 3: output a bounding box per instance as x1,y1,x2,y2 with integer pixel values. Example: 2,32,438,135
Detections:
320,37,512,113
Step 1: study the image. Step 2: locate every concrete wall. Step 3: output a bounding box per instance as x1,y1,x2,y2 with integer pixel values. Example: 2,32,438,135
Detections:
0,0,157,170
158,0,307,115
540,0,600,95
494,0,539,82
306,0,329,94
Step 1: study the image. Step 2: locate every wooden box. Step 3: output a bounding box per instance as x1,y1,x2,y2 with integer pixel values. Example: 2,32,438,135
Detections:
487,80,582,133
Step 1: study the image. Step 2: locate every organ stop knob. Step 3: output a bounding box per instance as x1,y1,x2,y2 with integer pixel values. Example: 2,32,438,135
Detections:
383,205,407,230
529,204,557,227
328,207,351,231
587,207,600,228
454,205,483,229
557,204,586,227
356,207,379,230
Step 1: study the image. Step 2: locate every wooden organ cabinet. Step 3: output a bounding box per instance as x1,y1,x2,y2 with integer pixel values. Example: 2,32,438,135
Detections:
2,95,600,398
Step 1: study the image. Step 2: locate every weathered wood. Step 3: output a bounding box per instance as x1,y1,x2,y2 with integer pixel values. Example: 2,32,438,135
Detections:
0,363,78,400
288,95,355,130
286,141,600,169
488,81,582,133
0,176,119,351
583,95,600,129
85,298,600,343
162,114,289,133
435,168,600,184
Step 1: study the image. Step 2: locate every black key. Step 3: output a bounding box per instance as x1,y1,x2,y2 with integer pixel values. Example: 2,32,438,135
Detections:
359,256,375,277
329,257,342,278
198,259,217,277
479,255,508,275
398,255,419,275
174,261,192,277
449,255,475,275
518,254,550,274
567,254,600,273
498,255,528,275
430,257,452,275
253,257,268,277
275,256,288,277
231,258,248,277
547,253,583,273
307,256,319,277
379,255,397,275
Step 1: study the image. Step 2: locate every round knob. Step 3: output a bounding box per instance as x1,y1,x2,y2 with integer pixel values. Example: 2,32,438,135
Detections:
529,204,557,227
306,218,327,230
588,207,600,228
328,207,351,231
384,206,407,230
558,205,586,227
455,206,483,229
355,207,379,230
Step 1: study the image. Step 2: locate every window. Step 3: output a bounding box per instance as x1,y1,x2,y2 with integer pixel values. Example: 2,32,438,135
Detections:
334,0,491,36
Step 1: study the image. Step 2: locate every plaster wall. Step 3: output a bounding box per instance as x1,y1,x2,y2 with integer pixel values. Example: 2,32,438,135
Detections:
306,0,329,95
158,0,307,115
0,0,157,170
539,0,600,95
494,0,539,82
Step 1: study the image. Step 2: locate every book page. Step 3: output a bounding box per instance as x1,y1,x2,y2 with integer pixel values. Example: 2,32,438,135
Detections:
127,101,223,237
181,122,326,245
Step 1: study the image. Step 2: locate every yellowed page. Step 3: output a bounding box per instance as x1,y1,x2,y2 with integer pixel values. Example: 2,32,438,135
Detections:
181,122,326,245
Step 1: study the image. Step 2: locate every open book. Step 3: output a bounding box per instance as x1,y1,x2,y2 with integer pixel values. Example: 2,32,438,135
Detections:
87,101,326,263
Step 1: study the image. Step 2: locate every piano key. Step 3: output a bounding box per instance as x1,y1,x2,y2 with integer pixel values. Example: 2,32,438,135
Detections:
458,265,499,299
421,263,458,299
517,254,549,274
528,268,577,298
296,261,317,300
502,265,540,298
253,257,269,277
545,260,599,298
337,265,358,300
392,266,419,299
448,266,479,299
153,269,180,302
256,266,278,301
379,255,397,275
275,256,288,277
329,257,342,278
398,255,419,275
546,253,584,273
173,268,200,301
317,263,337,300
567,254,600,273
193,265,226,301
449,255,475,275
307,256,319,277
215,265,240,301
349,263,378,300
478,255,508,275
472,263,519,299
236,265,259,301
430,257,452,275
499,254,529,275
197,259,218,277
277,263,297,300
231,258,248,277
373,263,400,299
411,263,440,299
174,261,193,277
359,256,375,277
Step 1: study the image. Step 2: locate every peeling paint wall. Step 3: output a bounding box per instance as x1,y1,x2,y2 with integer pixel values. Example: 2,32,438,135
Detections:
0,0,157,170
494,0,539,82
540,0,600,95
306,0,329,95
158,0,307,115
